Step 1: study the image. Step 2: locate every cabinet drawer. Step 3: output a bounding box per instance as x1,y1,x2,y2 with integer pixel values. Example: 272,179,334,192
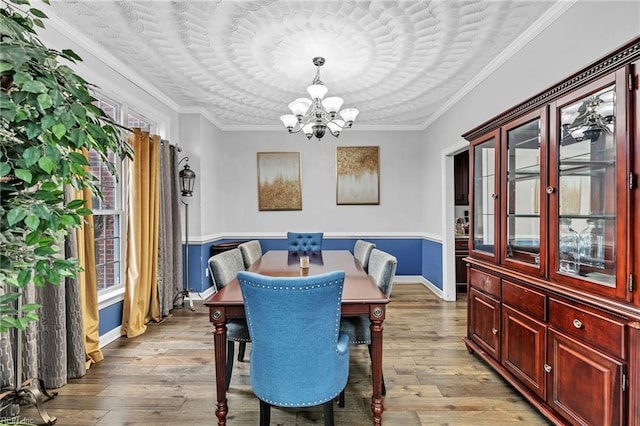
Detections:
469,269,500,298
455,239,469,251
548,298,625,359
502,280,546,321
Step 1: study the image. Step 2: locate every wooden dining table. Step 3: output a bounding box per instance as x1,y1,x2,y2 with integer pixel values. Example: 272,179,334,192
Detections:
204,249,390,425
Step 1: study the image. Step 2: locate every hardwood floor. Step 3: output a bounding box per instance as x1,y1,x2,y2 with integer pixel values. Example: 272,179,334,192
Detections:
20,284,551,425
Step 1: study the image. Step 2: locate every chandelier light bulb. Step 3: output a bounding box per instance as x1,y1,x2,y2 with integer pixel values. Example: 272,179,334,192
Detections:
280,57,359,141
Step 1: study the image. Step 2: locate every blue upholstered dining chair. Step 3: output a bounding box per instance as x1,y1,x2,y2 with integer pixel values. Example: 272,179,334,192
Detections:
237,270,349,426
207,248,251,389
339,248,397,404
238,239,262,269
287,231,324,252
353,239,376,272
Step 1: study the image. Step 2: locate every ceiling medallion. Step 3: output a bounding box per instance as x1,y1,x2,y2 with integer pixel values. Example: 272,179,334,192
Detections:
280,57,359,141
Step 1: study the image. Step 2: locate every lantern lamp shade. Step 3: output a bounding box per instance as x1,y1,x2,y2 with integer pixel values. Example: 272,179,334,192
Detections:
179,164,196,196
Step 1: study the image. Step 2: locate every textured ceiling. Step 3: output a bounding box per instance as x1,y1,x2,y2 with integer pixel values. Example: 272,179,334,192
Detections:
44,1,563,130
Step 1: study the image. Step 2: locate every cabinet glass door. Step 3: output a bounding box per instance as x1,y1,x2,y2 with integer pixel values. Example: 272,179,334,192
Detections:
555,85,616,287
471,133,499,261
503,113,544,273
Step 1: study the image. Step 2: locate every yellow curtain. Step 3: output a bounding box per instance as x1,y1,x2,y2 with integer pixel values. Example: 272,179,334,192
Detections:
122,130,161,338
76,185,104,368
74,149,103,368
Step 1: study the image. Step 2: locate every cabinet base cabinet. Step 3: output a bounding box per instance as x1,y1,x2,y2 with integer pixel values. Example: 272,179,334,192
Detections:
547,329,624,426
502,305,547,400
463,337,569,425
468,287,500,360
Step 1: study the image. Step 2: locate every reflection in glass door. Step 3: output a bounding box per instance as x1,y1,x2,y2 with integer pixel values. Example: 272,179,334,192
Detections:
472,137,497,259
556,85,616,287
505,117,542,267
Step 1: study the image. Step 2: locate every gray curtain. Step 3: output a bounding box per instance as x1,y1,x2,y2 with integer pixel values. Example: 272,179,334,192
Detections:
0,220,86,395
157,141,183,316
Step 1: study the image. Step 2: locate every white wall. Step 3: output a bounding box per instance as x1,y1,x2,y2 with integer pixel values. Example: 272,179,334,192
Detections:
178,114,224,239
422,0,640,239
214,130,424,237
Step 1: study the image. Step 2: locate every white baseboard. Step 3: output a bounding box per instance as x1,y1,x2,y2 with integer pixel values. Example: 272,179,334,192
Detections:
99,327,122,348
393,275,444,299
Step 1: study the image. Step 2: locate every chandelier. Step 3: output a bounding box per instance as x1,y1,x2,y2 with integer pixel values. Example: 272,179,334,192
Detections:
280,57,359,140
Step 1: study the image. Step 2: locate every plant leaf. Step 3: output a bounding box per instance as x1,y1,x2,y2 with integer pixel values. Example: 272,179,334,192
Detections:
23,146,41,167
51,123,66,139
7,207,27,226
67,199,85,209
37,93,52,110
0,162,10,177
21,79,47,93
25,214,40,230
14,168,32,183
38,156,55,174
29,8,48,18
68,151,89,166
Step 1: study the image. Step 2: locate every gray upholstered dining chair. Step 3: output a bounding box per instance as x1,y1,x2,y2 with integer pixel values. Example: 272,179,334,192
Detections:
207,248,250,389
238,239,262,269
287,232,323,252
237,270,349,426
353,239,376,272
339,248,397,404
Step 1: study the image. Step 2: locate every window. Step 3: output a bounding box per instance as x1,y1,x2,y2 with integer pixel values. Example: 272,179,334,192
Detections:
90,96,154,296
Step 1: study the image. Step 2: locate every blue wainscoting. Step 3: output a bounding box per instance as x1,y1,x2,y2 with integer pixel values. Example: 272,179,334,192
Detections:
189,236,441,292
98,236,444,341
99,300,124,336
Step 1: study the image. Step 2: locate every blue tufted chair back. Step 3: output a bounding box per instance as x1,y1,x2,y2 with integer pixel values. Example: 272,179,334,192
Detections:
237,270,349,407
287,232,324,252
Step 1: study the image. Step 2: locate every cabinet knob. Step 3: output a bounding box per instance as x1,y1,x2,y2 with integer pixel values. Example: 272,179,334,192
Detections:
572,319,583,329
544,364,552,373
546,186,555,194
492,328,498,335
491,193,498,199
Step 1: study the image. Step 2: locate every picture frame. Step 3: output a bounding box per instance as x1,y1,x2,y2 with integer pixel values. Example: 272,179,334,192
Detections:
336,146,380,205
257,152,302,211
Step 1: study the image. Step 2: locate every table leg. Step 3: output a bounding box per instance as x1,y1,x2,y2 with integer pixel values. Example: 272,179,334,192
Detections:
212,310,228,425
369,304,385,425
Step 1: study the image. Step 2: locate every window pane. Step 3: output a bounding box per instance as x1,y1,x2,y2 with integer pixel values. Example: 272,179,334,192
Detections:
94,213,121,291
128,114,151,132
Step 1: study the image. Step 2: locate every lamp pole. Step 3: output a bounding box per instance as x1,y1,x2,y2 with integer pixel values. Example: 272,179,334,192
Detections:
179,158,196,311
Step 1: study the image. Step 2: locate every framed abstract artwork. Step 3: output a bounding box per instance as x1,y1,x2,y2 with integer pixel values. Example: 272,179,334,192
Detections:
336,146,380,205
257,152,302,211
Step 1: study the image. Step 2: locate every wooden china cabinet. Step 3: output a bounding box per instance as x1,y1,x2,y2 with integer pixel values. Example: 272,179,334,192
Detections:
463,37,640,426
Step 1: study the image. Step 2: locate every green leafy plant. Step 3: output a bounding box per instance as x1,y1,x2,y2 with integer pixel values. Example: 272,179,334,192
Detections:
0,0,133,332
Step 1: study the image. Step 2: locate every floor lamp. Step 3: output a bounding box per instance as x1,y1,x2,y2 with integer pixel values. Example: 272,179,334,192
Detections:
179,158,196,311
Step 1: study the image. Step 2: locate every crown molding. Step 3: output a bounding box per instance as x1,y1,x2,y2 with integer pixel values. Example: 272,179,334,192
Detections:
40,3,181,114
420,0,578,131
